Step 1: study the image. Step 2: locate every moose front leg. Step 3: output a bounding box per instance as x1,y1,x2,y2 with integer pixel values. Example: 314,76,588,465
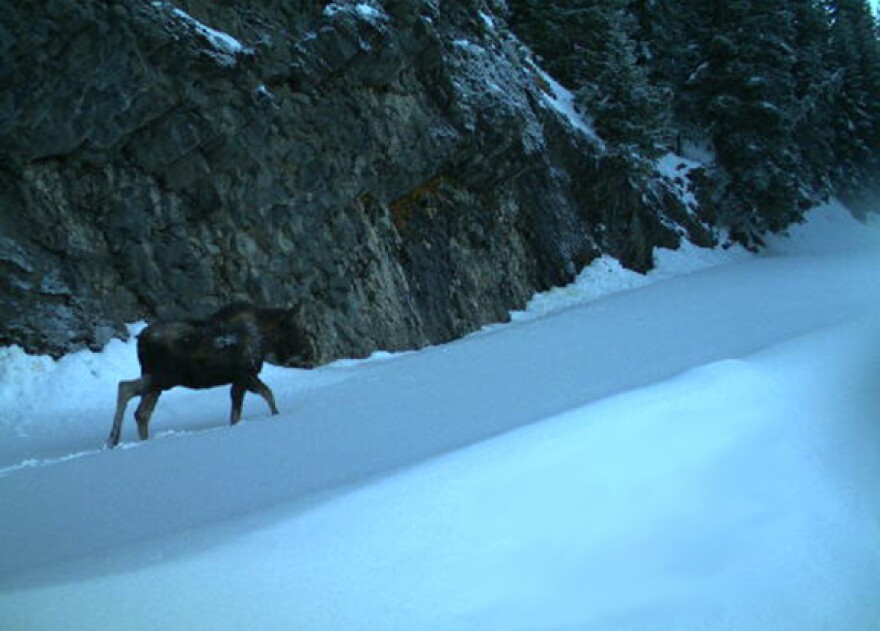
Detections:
107,376,152,448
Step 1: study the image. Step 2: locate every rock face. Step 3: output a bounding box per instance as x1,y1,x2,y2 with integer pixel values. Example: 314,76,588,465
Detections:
0,0,712,361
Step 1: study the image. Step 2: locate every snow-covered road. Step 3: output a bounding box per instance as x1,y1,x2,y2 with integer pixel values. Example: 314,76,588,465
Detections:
1,203,879,629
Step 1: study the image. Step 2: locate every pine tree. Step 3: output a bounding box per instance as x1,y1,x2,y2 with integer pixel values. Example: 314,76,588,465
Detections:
631,0,703,131
790,0,838,196
508,1,670,158
507,0,588,88
509,0,880,243
826,0,880,209
572,1,671,156
658,0,811,240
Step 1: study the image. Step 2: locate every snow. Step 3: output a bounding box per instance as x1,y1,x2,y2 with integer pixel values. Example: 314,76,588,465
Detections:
169,8,244,56
354,3,386,22
323,2,389,25
479,11,497,33
531,61,605,148
505,238,750,325
655,152,711,220
680,138,717,165
152,1,252,66
453,38,487,55
1,202,879,629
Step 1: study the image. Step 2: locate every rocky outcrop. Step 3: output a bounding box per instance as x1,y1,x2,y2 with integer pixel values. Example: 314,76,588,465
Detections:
0,0,712,361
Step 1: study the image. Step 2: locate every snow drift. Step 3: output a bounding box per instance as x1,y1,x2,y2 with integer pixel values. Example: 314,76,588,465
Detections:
1,202,879,629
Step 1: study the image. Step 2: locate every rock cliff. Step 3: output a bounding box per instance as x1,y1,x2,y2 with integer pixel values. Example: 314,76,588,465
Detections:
0,0,712,361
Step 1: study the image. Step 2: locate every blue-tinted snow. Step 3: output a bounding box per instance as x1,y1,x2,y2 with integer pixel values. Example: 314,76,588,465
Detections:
0,202,878,629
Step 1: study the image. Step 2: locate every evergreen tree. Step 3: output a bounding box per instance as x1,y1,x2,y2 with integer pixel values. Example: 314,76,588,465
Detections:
508,0,880,244
571,1,671,156
826,0,880,208
649,0,812,240
631,0,703,139
509,1,670,158
790,0,838,196
507,0,588,87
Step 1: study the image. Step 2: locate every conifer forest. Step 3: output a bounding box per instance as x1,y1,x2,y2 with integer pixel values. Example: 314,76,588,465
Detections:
509,0,880,241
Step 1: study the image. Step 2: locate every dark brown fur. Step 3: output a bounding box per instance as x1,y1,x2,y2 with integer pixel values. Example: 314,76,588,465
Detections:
107,304,310,448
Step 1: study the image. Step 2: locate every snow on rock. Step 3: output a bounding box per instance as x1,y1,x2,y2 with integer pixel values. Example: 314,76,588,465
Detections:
530,60,605,148
152,1,252,66
479,11,496,32
680,137,717,165
453,38,485,53
656,152,705,216
442,27,547,157
323,1,390,25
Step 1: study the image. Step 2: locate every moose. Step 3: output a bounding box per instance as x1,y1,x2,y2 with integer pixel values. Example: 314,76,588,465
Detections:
107,303,313,448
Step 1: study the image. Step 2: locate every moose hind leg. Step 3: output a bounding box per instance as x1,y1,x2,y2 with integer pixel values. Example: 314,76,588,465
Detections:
246,375,279,416
134,389,162,441
108,377,151,448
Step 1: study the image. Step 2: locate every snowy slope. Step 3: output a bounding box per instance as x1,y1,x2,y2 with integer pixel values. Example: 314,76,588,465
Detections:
1,202,879,629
